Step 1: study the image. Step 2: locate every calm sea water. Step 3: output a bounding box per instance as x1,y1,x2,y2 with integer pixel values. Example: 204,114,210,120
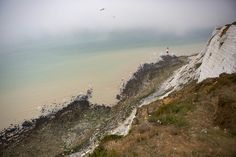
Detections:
0,42,204,129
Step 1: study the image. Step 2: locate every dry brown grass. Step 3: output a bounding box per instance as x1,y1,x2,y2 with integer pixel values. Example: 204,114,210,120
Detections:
90,73,236,157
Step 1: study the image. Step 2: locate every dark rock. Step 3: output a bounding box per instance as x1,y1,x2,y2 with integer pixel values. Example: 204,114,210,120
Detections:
22,121,33,128
75,94,88,102
120,55,181,99
116,94,121,100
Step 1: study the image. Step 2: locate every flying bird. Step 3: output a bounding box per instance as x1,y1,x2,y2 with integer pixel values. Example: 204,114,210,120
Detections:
99,8,105,11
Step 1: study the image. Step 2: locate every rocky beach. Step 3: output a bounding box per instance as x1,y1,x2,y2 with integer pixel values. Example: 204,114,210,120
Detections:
0,53,188,156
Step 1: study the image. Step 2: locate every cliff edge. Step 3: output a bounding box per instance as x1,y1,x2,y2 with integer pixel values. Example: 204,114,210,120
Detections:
89,22,236,157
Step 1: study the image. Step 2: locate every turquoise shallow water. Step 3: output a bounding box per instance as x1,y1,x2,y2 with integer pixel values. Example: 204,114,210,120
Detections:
0,41,204,129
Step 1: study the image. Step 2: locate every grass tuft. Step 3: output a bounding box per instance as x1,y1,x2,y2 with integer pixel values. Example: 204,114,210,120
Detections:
89,146,119,157
148,102,193,127
101,134,123,143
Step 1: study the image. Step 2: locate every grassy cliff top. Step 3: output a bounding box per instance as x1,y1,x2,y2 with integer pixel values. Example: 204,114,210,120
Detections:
90,73,236,157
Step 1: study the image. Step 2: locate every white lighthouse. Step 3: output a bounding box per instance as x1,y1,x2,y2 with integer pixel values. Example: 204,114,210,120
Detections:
166,47,169,54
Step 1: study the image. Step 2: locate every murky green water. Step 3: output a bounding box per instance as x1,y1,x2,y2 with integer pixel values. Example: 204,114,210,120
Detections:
0,41,204,129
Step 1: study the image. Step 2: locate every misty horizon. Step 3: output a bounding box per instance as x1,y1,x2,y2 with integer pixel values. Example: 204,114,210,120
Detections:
0,0,236,49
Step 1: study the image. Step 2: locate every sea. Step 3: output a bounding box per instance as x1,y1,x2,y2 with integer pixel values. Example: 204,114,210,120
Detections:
0,35,207,129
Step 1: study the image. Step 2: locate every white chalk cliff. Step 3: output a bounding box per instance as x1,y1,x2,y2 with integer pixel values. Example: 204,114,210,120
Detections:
164,23,236,91
141,22,236,106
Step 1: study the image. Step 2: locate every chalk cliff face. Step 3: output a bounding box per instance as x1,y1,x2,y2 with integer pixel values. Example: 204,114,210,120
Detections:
163,22,236,92
140,22,236,106
199,23,236,82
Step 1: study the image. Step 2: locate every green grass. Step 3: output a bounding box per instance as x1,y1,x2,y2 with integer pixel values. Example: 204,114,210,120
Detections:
152,102,193,116
101,134,123,143
89,146,119,157
159,115,187,127
148,113,187,127
148,102,193,127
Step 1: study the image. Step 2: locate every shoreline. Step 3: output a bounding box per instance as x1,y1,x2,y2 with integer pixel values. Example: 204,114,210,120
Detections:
0,43,204,130
0,54,189,156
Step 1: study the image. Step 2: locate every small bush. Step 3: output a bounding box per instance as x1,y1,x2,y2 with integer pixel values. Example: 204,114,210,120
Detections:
158,115,187,127
89,146,119,157
151,102,193,117
101,134,123,143
89,146,107,157
148,103,190,127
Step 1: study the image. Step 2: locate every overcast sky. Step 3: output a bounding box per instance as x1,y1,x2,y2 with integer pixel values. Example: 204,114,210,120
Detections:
0,0,236,47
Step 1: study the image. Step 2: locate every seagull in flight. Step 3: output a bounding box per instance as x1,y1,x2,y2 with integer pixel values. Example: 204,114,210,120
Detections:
100,8,105,11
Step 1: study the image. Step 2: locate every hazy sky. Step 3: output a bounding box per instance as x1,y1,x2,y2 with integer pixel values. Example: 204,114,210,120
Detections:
0,0,236,47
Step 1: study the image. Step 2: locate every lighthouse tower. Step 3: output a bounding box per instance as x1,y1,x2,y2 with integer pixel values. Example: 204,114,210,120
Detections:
166,47,169,54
